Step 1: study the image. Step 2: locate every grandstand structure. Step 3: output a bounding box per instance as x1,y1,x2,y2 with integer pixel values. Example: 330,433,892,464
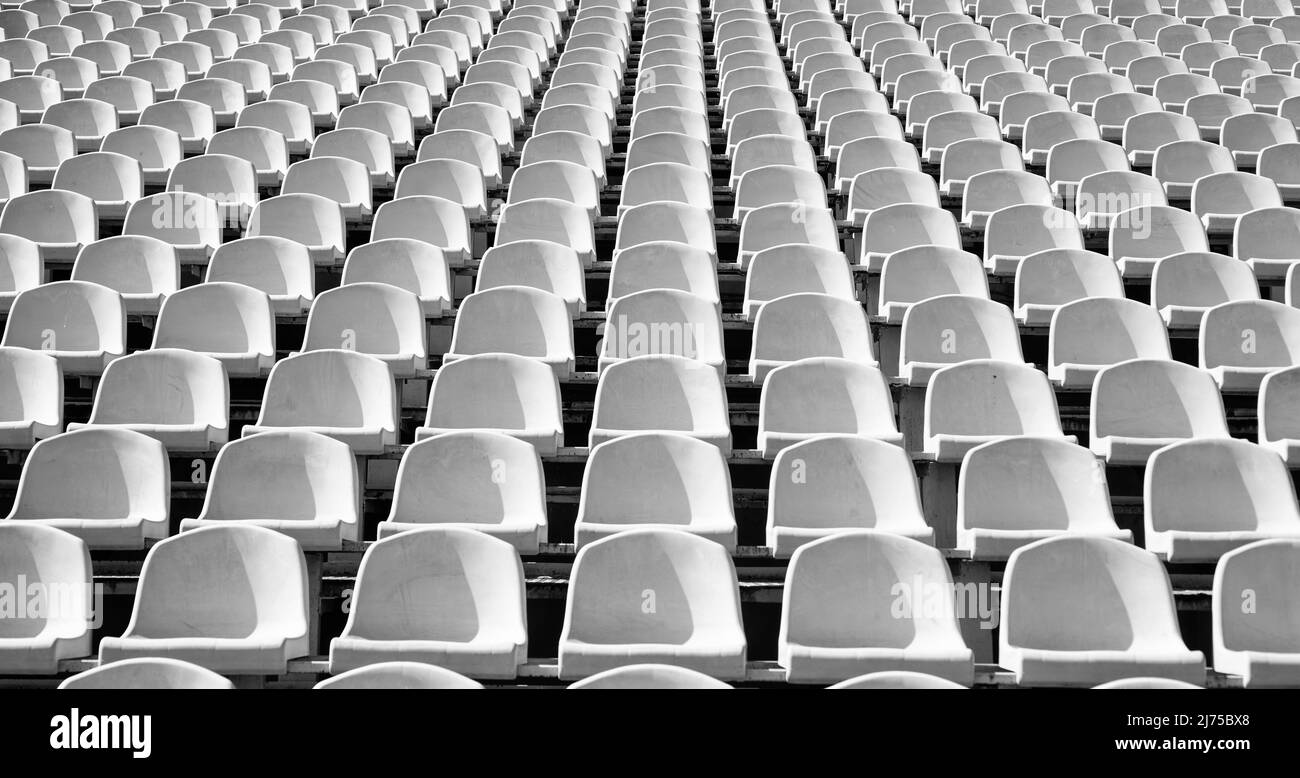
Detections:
1,0,1300,689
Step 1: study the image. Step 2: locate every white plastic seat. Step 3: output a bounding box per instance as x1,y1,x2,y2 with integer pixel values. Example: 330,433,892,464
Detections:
1192,171,1284,232
900,295,1025,387
1152,139,1236,201
243,349,398,454
1212,539,1300,686
58,657,235,690
749,292,875,383
495,198,593,267
522,130,606,185
1092,91,1161,142
1145,438,1300,563
98,524,309,674
757,356,901,457
282,156,372,224
1048,297,1172,389
0,122,72,186
445,286,573,378
1199,299,1300,389
123,191,219,264
921,110,1001,164
301,282,426,378
179,430,359,551
1221,110,1299,167
779,531,974,685
247,192,346,266
958,436,1129,561
341,237,449,317
1236,206,1300,279
176,78,245,127
164,153,256,228
622,160,713,217
509,159,601,220
68,348,226,450
1259,141,1300,201
328,527,528,679
1090,358,1230,464
378,431,546,553
590,354,730,453
845,167,938,225
599,288,724,376
1109,204,1208,278
1045,137,1130,204
0,345,59,448
859,203,961,271
1,280,123,375
939,138,1025,199
999,536,1206,686
418,352,563,455
984,203,1084,275
567,664,731,689
1123,110,1199,167
558,528,747,681
1152,251,1259,330
70,235,176,315
205,236,313,316
0,523,92,673
207,125,288,188
1014,248,1124,326
744,244,854,321
924,359,1070,462
152,282,273,377
1022,110,1100,167
575,432,736,550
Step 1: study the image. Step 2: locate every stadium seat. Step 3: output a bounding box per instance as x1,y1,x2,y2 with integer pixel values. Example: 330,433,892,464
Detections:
123,191,220,264
1109,204,1208,278
575,432,737,550
1212,539,1300,687
859,203,962,271
568,664,732,689
599,289,724,375
206,236,314,316
766,434,931,556
329,527,527,679
1198,299,1300,389
248,193,346,266
68,348,228,450
98,524,309,674
301,282,426,378
0,523,92,673
0,189,94,261
744,245,854,321
1235,206,1300,280
418,352,563,455
58,658,235,690
69,235,176,316
924,359,1071,462
558,529,747,681
1000,536,1205,686
445,286,573,378
243,349,398,454
315,661,485,690
750,292,874,382
1,280,124,375
1152,251,1260,329
1014,248,1124,326
900,295,1024,386
958,436,1130,560
496,198,594,267
1090,359,1230,464
779,531,975,685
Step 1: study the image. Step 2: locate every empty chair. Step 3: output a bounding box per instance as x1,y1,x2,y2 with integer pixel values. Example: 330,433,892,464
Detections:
0,188,95,263
1222,111,1298,167
283,156,371,223
152,282,274,377
206,236,313,316
1185,93,1253,143
0,75,61,123
924,359,1070,462
0,123,72,186
921,111,1000,164
495,198,593,267
0,523,91,673
0,346,59,449
1236,206,1300,279
1045,138,1130,204
444,286,573,378
58,658,235,690
879,246,987,326
750,293,875,383
599,289,724,376
1152,251,1259,329
207,126,288,188
121,191,218,264
938,138,1025,199
329,528,527,679
984,204,1084,275
1022,111,1100,167
1075,170,1168,230
558,529,746,681
1146,438,1300,563
1259,364,1300,464
1123,111,1199,167
6,427,166,550
999,536,1206,686
1090,359,1230,464
243,349,398,454
1153,140,1237,201
575,432,736,550
237,98,312,154
959,435,1130,562
859,203,961,271
779,531,974,685
757,357,901,457
342,238,450,317
1049,297,1172,389
899,296,1025,386
247,193,346,266
98,524,308,674
70,235,177,315
1093,92,1162,143
418,353,563,455
1,280,124,375
510,159,601,220
378,432,546,553
1213,539,1300,687
1014,249,1124,326
744,244,854,321
1199,299,1300,389
301,283,426,378
1260,141,1300,201
1110,204,1208,278
1192,171,1283,232
590,354,730,453
68,348,227,451
180,430,358,551
845,167,939,225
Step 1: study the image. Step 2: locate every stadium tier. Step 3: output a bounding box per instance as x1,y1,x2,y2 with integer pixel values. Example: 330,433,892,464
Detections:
1,0,1300,690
